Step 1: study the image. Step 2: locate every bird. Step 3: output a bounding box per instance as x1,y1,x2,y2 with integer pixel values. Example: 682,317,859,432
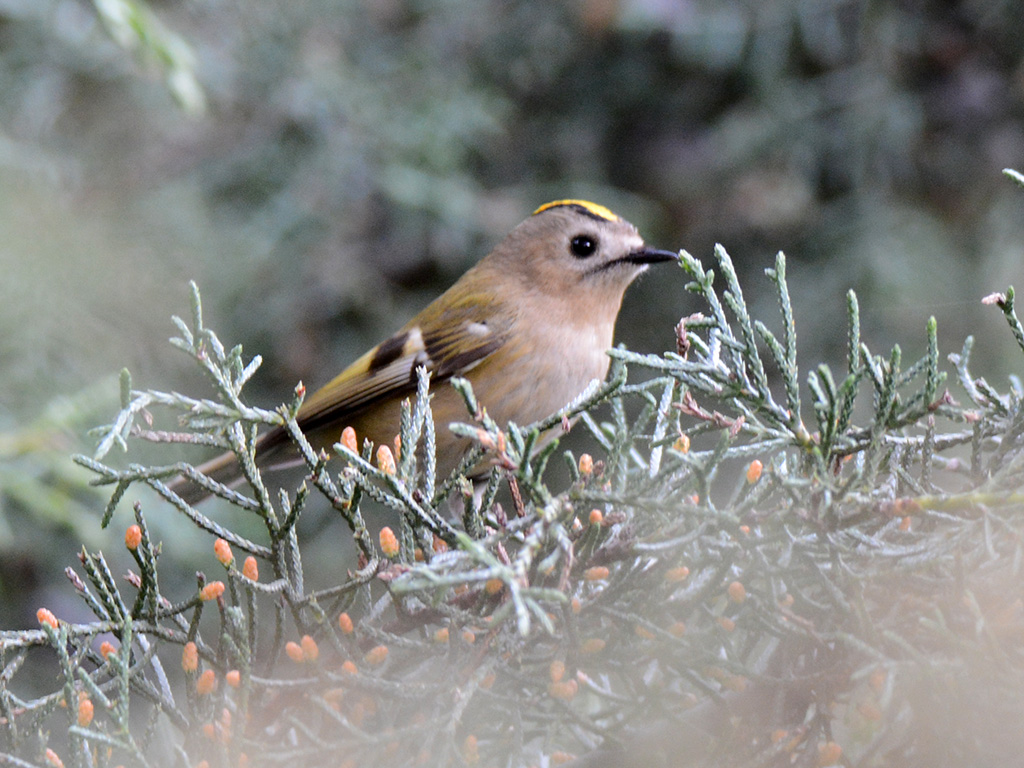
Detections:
170,200,678,503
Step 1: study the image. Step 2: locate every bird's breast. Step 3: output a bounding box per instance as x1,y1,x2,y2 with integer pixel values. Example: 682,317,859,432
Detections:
460,315,615,429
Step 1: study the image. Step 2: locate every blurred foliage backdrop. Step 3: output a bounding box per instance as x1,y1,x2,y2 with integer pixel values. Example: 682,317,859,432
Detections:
2,0,1024,625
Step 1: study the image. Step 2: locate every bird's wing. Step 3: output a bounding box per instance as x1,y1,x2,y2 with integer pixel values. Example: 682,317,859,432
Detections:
168,297,510,502
294,295,511,435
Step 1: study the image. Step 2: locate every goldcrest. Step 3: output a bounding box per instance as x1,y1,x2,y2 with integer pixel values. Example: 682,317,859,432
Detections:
172,200,677,502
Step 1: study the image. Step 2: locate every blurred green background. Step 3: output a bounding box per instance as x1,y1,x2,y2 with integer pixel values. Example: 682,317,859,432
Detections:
2,0,1024,627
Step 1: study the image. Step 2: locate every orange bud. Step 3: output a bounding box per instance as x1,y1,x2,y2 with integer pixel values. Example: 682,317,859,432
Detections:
548,679,578,701
584,566,609,581
340,426,358,454
485,578,504,595
673,434,691,453
869,667,886,693
36,608,58,629
376,445,396,475
634,625,655,640
480,671,496,689
323,687,344,708
341,660,358,675
669,621,687,638
44,748,64,768
581,638,606,654
588,509,603,525
728,581,747,603
99,641,116,659
213,538,233,567
433,627,449,644
285,641,304,663
393,434,402,461
432,534,448,553
379,526,400,558
549,659,565,683
242,556,259,581
196,669,217,695
199,581,225,602
463,734,479,764
664,566,690,583
550,752,575,765
746,459,763,484
723,674,748,692
125,525,142,551
225,669,241,688
182,641,199,672
718,616,736,632
817,741,842,766
300,635,319,661
364,645,389,666
571,597,582,614
475,428,495,451
338,612,354,634
77,698,94,727
462,628,476,644
578,453,594,475
857,700,883,721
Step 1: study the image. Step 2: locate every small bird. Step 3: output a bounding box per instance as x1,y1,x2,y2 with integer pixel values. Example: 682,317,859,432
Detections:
172,200,677,502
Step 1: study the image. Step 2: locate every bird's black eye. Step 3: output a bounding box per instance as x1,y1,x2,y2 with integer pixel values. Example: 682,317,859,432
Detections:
570,235,597,258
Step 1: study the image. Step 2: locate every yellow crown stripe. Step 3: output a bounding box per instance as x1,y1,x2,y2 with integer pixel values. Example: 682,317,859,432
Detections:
533,199,620,222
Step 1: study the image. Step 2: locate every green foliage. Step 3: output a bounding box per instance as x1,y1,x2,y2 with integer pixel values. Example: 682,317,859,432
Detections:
8,0,1023,423
91,0,205,114
0,383,116,556
3,3,1024,764
4,245,1024,766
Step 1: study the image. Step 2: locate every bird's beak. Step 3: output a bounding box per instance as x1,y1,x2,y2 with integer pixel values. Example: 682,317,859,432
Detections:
624,248,679,265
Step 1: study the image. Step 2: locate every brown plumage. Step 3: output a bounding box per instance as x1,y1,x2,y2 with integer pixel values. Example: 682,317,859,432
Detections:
171,200,677,503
